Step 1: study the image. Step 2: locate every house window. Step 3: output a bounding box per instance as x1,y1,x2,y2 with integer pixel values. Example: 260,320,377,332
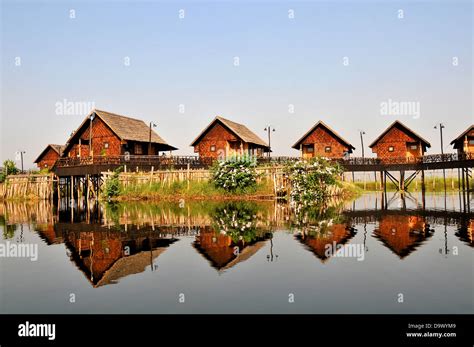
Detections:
469,139,474,145
44,163,48,168
104,142,109,149
325,146,332,153
135,144,143,154
210,145,216,152
388,146,394,152
304,145,314,153
409,144,417,150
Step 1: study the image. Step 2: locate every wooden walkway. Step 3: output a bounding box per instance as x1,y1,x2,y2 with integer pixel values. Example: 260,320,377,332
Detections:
53,153,474,176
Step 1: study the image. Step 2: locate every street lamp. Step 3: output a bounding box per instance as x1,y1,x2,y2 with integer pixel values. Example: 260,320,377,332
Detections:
434,123,446,191
359,130,366,158
434,123,445,155
17,151,26,173
264,126,275,157
89,112,95,158
149,122,157,155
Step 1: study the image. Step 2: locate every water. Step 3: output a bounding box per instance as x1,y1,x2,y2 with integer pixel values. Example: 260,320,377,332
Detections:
0,193,472,314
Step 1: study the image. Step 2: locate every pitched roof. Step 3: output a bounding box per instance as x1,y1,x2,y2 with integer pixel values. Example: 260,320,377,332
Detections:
369,120,431,148
450,125,474,148
63,109,177,154
190,116,269,149
291,120,355,151
34,144,66,163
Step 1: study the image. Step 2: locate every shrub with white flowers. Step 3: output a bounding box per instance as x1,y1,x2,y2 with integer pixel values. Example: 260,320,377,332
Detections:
211,155,259,192
284,157,342,207
212,202,260,243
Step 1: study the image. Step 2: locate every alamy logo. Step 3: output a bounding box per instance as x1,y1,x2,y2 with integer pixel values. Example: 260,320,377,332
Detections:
0,241,38,261
380,98,420,119
55,99,95,116
18,321,56,341
324,242,365,261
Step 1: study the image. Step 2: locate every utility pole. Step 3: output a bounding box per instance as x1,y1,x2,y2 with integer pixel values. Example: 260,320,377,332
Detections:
359,130,366,158
149,122,157,155
89,112,95,158
434,123,446,191
264,126,275,157
19,151,26,173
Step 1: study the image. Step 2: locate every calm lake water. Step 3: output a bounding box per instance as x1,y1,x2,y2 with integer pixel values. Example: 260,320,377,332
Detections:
1,192,473,314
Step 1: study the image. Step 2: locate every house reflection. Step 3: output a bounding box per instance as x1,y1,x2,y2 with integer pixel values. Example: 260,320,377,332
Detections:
373,215,432,258
296,223,357,263
194,226,270,271
455,219,474,247
37,222,178,287
193,202,272,271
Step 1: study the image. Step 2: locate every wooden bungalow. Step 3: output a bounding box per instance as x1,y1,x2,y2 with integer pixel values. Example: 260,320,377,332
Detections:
369,121,431,160
450,125,474,156
62,109,177,158
190,116,270,158
34,144,65,169
292,121,355,159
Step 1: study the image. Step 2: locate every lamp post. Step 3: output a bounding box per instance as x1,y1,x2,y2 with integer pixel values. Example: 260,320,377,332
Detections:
89,112,95,158
434,123,445,155
434,123,446,191
264,126,275,157
359,130,366,158
18,151,26,173
149,122,157,155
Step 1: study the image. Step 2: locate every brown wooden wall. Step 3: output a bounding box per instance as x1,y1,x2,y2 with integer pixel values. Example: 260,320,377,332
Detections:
299,127,351,158
456,129,474,155
36,148,60,169
371,127,424,159
67,117,122,158
193,123,238,158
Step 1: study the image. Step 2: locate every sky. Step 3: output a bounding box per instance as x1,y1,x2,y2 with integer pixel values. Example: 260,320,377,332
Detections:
1,0,472,168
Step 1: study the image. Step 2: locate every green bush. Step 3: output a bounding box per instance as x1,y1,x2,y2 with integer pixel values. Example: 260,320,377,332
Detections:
211,155,259,192
285,157,342,206
104,167,122,199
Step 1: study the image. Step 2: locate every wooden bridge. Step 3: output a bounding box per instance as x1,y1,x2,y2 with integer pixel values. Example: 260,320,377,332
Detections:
54,153,474,174
50,152,473,200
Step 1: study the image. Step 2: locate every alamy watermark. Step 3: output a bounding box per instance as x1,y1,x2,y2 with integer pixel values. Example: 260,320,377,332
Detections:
380,98,420,119
55,99,95,116
0,241,38,261
324,241,365,261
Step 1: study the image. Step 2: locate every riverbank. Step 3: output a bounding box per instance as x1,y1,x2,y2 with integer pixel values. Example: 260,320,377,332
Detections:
112,178,358,202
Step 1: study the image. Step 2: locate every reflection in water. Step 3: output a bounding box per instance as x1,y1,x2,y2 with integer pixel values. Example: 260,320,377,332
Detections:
373,215,432,258
0,192,473,290
194,202,272,271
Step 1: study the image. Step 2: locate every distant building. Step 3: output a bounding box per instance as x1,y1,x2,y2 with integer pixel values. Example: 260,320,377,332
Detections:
190,116,270,158
292,121,355,158
62,109,177,158
450,125,474,156
369,121,431,160
34,144,65,169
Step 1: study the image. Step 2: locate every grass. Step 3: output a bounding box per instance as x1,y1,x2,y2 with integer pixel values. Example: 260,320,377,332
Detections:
353,177,473,193
117,178,275,201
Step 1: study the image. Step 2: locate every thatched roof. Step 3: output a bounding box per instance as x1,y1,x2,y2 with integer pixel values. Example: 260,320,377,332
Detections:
34,144,66,163
369,120,431,149
450,125,474,148
292,120,355,152
63,108,178,154
190,116,270,149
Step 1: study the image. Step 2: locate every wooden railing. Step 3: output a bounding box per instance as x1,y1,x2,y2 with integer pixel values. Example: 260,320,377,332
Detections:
54,152,474,170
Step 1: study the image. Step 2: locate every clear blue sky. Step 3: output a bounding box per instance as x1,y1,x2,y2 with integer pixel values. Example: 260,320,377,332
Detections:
1,0,472,168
